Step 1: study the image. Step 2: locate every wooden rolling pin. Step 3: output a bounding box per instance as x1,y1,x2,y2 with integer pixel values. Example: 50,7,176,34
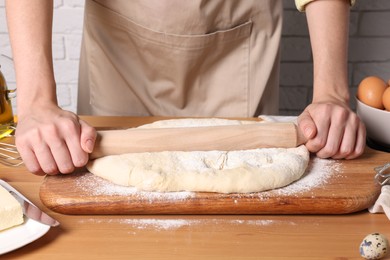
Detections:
90,122,307,159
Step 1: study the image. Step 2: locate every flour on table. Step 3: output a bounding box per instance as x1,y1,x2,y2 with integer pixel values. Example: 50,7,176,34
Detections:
77,217,280,231
87,118,310,193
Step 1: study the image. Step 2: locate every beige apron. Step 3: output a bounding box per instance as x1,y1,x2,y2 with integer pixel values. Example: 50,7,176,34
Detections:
78,0,282,117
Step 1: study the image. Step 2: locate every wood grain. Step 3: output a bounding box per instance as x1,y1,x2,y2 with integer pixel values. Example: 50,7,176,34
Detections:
1,117,390,259
39,147,386,215
39,117,387,215
91,123,305,159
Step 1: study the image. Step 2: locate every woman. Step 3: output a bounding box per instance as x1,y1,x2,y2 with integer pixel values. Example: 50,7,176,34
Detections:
6,0,364,175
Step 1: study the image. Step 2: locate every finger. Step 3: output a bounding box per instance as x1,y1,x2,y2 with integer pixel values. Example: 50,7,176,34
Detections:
33,143,59,175
62,121,89,168
331,115,360,159
16,145,45,176
345,121,366,159
48,140,75,174
332,115,366,159
79,120,97,153
303,116,331,154
316,120,344,158
331,125,354,160
298,111,317,139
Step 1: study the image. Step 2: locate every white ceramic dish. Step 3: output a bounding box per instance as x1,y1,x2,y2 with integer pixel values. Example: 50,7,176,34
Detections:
0,217,50,255
356,97,390,147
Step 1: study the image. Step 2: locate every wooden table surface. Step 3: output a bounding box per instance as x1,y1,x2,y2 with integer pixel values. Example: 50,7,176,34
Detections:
1,116,389,260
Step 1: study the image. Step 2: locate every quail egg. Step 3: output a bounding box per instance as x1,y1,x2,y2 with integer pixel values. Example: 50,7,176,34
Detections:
359,233,388,259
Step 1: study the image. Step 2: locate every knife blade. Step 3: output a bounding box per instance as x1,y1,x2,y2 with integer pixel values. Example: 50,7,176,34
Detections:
0,180,59,227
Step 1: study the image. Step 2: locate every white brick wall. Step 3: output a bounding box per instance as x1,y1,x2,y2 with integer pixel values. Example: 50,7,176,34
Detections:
281,0,390,115
0,0,389,116
0,0,84,113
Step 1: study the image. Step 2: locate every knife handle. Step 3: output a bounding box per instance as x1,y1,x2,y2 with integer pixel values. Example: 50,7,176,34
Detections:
90,122,307,159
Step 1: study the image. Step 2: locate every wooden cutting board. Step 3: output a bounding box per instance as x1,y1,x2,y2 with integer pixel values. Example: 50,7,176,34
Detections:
39,147,387,215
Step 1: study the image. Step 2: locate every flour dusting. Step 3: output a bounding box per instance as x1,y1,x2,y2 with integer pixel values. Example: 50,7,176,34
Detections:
77,218,280,231
75,172,195,201
123,219,193,230
123,218,278,230
269,156,342,196
76,156,341,202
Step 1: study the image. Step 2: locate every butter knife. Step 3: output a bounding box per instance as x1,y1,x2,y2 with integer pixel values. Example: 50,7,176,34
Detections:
0,180,60,227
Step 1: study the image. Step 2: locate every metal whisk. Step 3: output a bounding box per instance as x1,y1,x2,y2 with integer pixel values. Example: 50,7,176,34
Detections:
374,162,390,186
0,125,23,167
0,142,22,167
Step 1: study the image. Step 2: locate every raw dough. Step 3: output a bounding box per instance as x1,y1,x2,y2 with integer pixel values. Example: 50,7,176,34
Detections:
87,118,310,193
0,185,24,231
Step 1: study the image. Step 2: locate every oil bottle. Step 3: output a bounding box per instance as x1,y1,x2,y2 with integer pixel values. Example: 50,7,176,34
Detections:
0,65,15,138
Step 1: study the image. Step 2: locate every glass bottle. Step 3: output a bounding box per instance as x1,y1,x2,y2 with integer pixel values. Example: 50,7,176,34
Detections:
0,65,15,138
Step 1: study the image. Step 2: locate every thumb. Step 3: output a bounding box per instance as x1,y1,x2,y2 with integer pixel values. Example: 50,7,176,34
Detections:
297,110,317,140
79,120,97,153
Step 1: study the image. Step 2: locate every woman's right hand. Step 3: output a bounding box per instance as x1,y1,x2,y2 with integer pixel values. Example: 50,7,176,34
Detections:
15,104,97,175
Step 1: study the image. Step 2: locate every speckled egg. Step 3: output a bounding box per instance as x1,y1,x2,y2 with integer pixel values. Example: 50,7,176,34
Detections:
360,233,388,259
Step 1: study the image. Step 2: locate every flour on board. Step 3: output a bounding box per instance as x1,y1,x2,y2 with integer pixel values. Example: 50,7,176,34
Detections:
76,156,341,202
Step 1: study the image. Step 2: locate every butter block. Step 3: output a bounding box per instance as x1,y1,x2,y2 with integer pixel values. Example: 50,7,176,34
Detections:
0,185,24,231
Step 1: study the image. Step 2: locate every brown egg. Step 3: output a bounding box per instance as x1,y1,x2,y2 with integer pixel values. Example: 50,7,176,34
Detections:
383,86,390,111
357,76,387,109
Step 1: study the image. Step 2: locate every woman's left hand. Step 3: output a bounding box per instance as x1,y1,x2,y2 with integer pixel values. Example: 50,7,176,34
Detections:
298,100,366,159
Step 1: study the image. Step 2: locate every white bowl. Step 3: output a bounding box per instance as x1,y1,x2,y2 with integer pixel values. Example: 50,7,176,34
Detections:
356,97,390,147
